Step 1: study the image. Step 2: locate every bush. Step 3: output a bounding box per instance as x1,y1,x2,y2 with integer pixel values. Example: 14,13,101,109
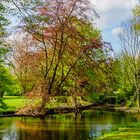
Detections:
0,99,8,109
116,88,134,105
56,96,67,103
85,92,108,104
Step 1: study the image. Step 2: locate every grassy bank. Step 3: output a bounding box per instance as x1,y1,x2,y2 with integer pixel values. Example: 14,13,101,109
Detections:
1,96,140,116
98,123,140,140
0,96,26,114
0,96,92,115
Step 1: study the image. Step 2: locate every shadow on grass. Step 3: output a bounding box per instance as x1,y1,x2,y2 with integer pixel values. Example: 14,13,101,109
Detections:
0,98,8,109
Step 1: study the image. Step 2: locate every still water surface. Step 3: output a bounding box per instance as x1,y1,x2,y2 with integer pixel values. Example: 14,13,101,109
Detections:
0,110,139,140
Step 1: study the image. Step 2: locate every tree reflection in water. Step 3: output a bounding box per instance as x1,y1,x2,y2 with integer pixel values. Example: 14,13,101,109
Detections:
0,111,137,140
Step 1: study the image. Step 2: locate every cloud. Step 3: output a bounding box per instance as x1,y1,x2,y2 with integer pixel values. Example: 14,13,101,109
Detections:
90,0,139,29
112,27,124,35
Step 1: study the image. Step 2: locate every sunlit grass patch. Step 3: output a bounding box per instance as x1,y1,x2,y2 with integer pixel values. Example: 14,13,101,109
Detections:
98,123,140,140
0,96,92,114
0,96,27,114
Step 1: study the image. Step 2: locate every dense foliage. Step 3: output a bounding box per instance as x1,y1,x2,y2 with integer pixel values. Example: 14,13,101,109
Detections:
0,1,20,98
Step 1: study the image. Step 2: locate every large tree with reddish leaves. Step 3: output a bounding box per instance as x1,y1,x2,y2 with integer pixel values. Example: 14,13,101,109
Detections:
12,0,112,115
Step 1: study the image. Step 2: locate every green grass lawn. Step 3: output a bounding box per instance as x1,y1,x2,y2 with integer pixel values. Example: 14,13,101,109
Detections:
0,96,92,114
98,123,140,140
0,96,27,114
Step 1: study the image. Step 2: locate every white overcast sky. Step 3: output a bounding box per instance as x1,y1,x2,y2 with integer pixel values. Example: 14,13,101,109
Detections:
90,0,139,52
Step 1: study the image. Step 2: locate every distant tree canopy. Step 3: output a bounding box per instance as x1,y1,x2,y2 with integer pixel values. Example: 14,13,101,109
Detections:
0,1,19,97
133,4,140,31
133,5,140,16
0,46,16,97
0,1,9,39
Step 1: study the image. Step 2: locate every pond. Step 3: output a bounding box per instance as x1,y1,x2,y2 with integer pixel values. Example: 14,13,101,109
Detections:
0,110,139,140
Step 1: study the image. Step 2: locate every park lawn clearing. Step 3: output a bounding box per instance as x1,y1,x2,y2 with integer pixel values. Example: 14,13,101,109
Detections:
0,96,93,115
0,96,27,114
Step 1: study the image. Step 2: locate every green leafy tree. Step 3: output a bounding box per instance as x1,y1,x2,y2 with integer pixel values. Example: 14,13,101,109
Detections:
0,1,19,98
0,66,12,97
0,1,9,40
118,20,140,108
133,5,140,30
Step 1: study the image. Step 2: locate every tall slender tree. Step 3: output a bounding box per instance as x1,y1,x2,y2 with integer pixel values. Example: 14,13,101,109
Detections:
118,20,140,108
0,1,15,98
